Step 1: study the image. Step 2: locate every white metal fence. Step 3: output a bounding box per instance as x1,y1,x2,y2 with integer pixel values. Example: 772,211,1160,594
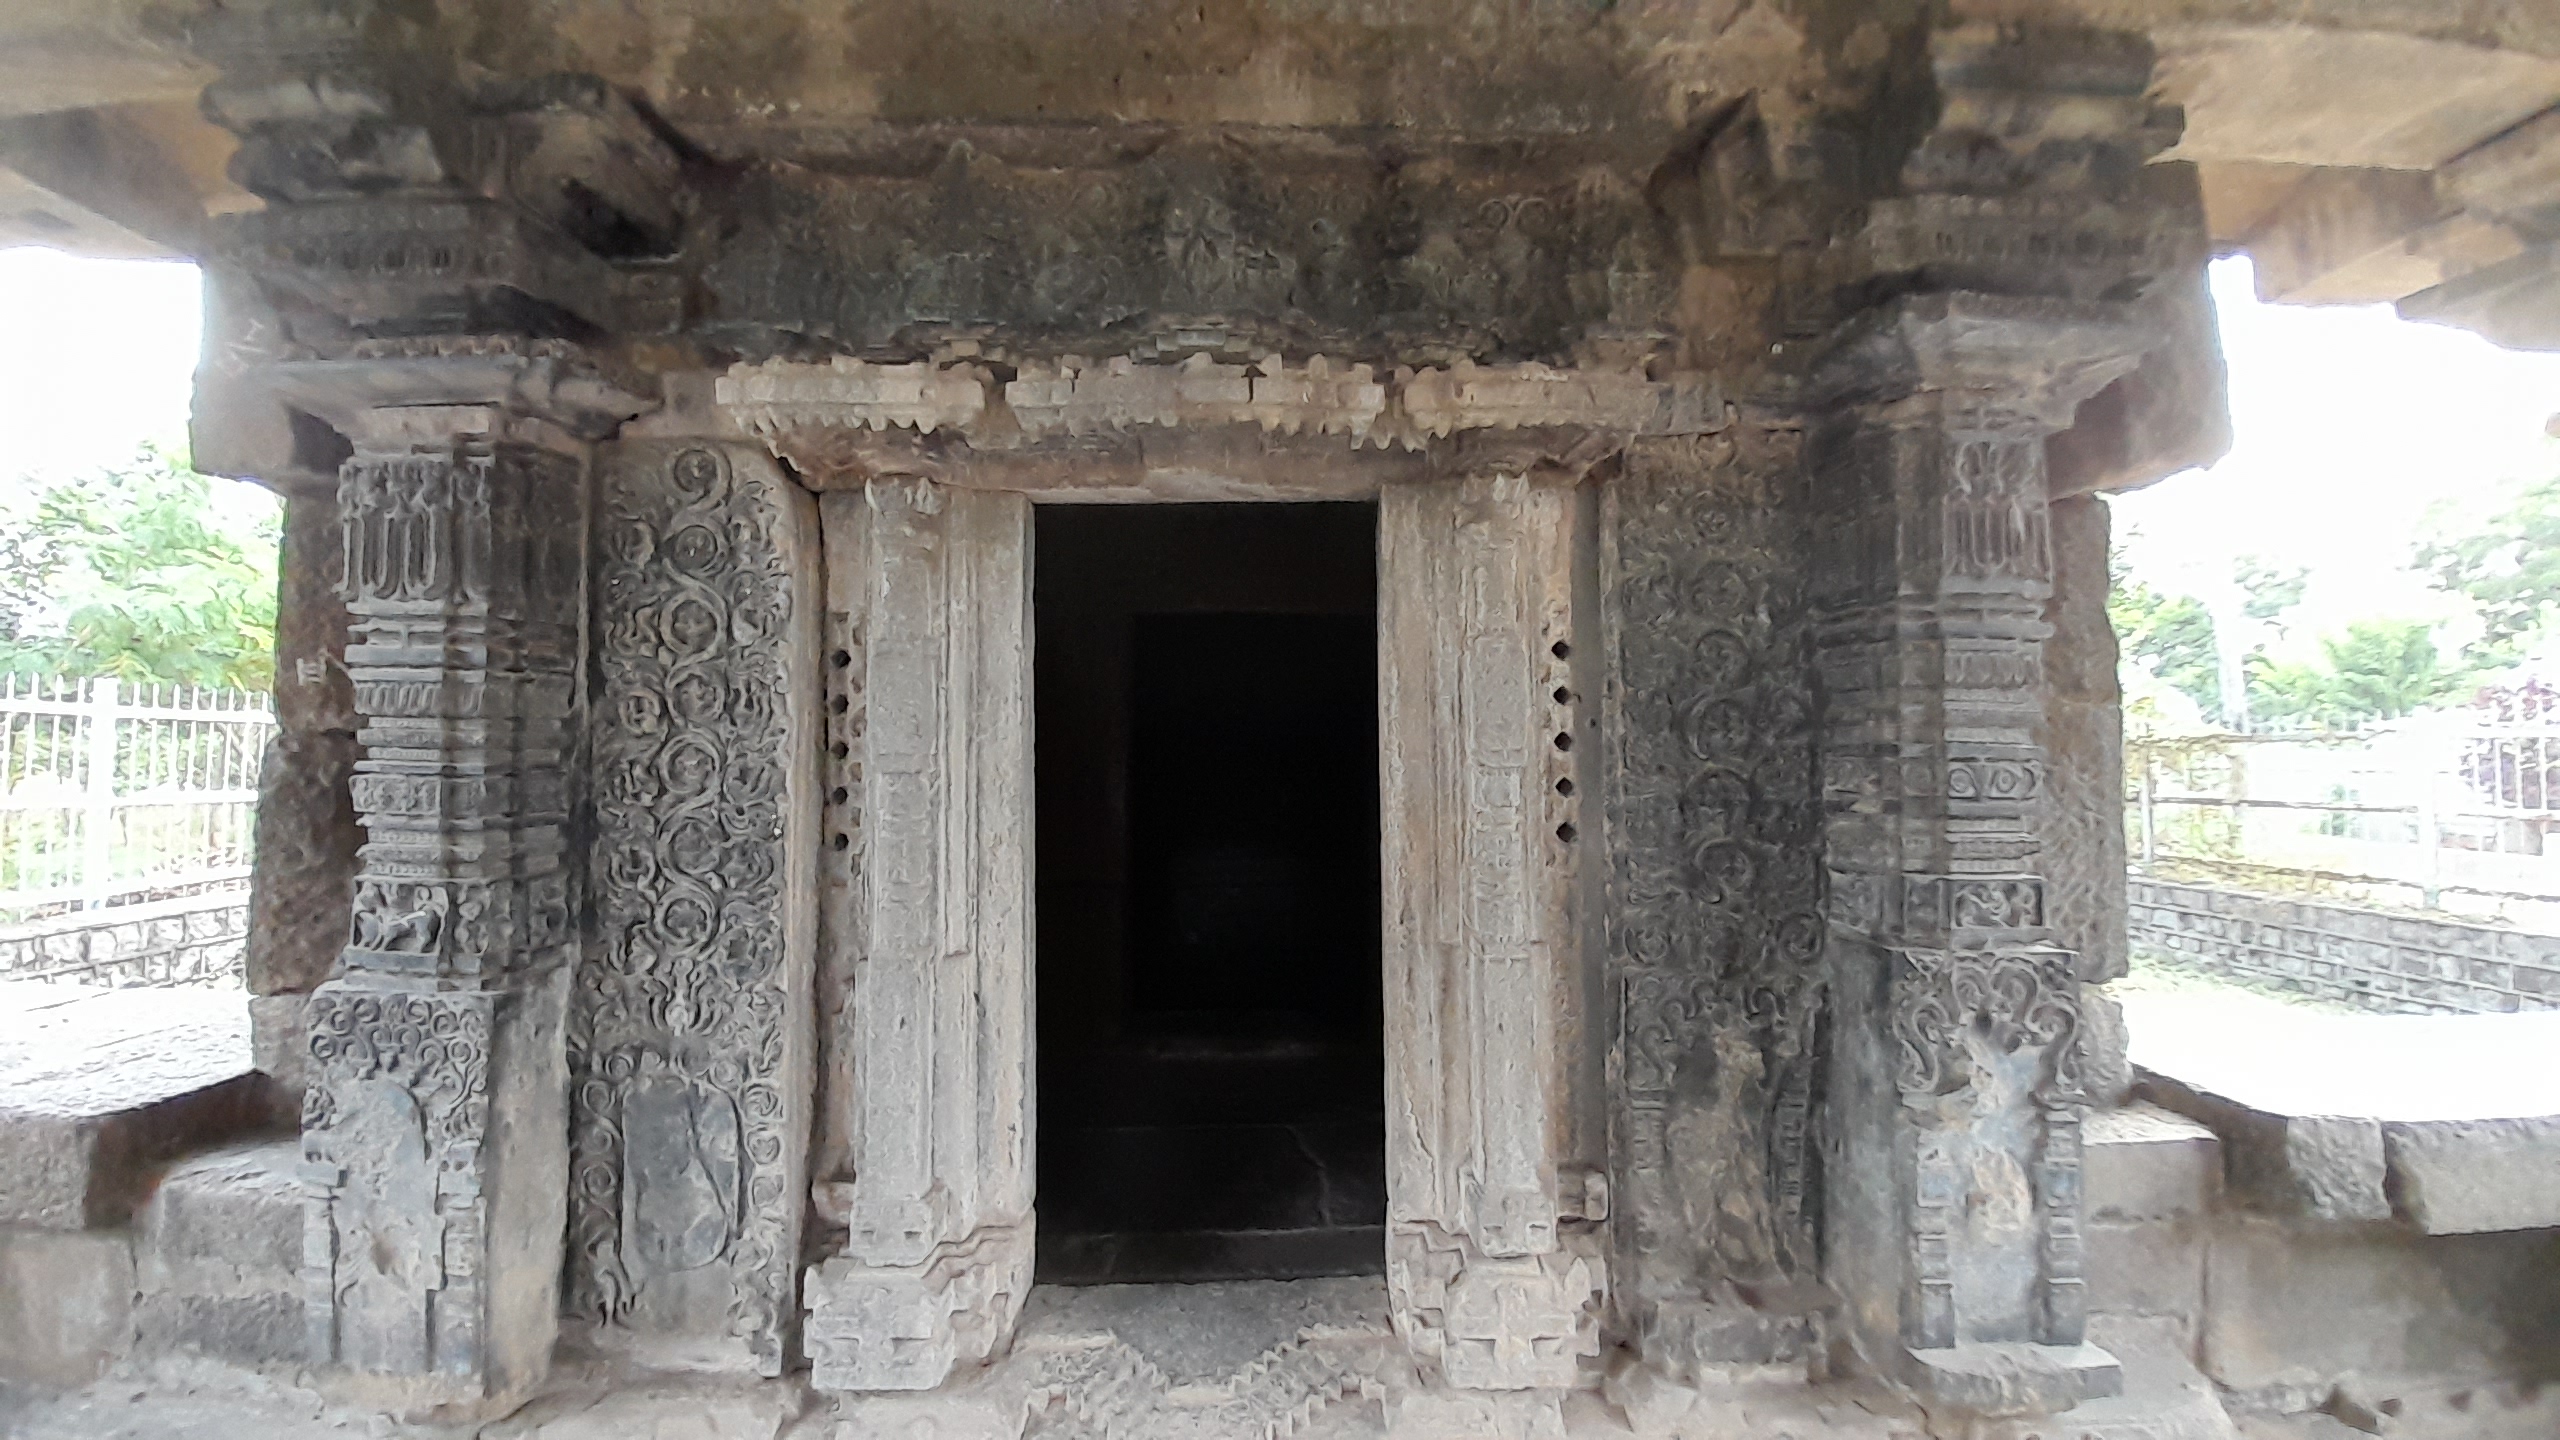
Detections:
2129,695,2560,931
0,678,271,983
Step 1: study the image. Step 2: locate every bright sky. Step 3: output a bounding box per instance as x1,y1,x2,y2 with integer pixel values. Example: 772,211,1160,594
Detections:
2110,256,2560,662
1,246,2555,654
0,247,204,479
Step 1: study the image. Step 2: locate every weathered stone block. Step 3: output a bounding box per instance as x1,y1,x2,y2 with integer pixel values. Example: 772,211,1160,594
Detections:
243,729,359,997
2201,1217,2560,1397
2086,1218,2206,1338
2086,1102,2221,1221
143,1140,303,1287
0,1225,135,1386
2144,1079,2391,1224
2384,1116,2560,1234
248,991,308,1108
0,984,269,1230
2039,481,2128,986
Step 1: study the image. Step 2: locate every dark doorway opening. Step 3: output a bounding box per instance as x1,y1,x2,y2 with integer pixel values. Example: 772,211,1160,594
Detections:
1034,503,1385,1285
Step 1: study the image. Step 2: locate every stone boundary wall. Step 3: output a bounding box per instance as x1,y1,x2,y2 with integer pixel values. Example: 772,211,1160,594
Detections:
0,889,249,988
2127,877,2560,1013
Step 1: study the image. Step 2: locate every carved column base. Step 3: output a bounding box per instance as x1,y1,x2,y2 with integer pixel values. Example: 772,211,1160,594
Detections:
1905,1340,2121,1416
1637,1290,1825,1376
1390,1387,1571,1440
805,1223,1034,1392
1388,1222,1603,1393
299,970,568,1417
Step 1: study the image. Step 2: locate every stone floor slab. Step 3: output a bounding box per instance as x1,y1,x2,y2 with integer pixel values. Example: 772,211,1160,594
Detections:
0,981,269,1230
2123,991,2560,1232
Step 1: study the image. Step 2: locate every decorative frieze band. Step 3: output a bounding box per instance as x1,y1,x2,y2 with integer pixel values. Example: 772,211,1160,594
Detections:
718,354,1718,454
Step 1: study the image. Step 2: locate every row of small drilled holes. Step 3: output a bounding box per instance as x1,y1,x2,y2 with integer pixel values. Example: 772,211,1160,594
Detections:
826,635,862,857
1549,639,1578,845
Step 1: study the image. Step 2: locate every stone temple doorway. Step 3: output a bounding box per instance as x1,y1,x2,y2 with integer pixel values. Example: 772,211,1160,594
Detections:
1033,503,1387,1284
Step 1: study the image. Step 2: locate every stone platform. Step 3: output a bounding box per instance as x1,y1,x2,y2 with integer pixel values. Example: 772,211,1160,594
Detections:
2123,990,2560,1232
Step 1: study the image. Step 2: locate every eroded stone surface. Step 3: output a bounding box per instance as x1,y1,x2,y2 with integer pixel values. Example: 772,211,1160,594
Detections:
2129,990,2560,1231
0,982,266,1231
135,1139,305,1369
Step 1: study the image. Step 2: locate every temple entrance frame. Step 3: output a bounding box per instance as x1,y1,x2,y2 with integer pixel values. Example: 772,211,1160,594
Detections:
725,395,1627,1405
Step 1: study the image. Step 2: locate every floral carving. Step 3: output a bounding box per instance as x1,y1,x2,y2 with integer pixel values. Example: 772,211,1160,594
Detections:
572,443,805,1375
1601,431,1828,1367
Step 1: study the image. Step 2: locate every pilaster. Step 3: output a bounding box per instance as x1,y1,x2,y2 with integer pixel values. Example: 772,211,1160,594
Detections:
568,441,820,1374
1808,293,2153,1417
300,400,581,1412
803,480,1036,1393
1379,473,1604,1425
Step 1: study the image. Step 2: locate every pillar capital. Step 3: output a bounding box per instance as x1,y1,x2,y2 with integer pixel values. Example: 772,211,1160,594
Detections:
1810,293,2158,434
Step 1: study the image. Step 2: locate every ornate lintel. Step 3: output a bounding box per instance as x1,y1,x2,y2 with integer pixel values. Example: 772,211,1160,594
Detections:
718,353,1721,463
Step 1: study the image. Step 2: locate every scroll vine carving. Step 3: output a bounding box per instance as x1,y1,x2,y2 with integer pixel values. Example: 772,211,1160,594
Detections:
1601,429,1827,1368
571,443,810,1375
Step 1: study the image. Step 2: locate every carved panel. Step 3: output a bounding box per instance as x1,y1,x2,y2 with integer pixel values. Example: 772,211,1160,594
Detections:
1598,429,1827,1373
303,988,494,1376
1891,947,2086,1349
806,480,1035,1392
702,146,1678,363
571,442,818,1374
1379,474,1600,1391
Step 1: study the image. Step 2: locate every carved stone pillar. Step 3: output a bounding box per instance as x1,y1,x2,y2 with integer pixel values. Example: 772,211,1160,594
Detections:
804,479,1036,1393
1378,473,1604,1422
295,376,606,1413
1808,294,2152,1417
568,441,819,1373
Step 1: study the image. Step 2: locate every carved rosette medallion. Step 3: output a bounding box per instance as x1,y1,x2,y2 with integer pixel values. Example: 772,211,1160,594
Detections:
1599,429,1826,1371
572,442,815,1374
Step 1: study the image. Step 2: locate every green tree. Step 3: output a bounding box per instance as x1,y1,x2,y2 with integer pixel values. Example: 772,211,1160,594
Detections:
2248,619,2465,728
2109,567,2220,714
0,447,280,690
2234,554,2308,628
2417,474,2560,666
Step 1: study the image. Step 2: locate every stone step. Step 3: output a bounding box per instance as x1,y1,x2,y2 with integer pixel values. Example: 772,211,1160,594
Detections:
133,1136,307,1368
1976,1318,2239,1440
2124,990,2560,1232
2086,1101,2222,1222
0,980,273,1232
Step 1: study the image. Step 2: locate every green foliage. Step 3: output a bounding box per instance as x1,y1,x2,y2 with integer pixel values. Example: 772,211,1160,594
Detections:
2108,567,2220,714
2247,619,2466,728
2234,554,2308,628
0,446,280,691
2417,474,2560,667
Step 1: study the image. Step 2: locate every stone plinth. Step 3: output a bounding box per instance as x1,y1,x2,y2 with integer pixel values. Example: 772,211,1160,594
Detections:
2127,990,2560,1234
0,982,267,1232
